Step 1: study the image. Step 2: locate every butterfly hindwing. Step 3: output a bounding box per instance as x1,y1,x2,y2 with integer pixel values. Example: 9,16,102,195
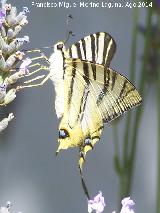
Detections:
68,32,116,67
65,58,142,122
57,58,142,167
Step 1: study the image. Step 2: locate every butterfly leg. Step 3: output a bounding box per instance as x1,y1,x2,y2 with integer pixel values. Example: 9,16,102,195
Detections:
17,65,50,90
26,49,50,64
17,47,51,89
24,47,50,78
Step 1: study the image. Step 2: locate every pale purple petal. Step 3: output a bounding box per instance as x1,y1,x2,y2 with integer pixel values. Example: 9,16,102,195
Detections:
0,201,11,213
19,58,32,74
88,191,106,213
0,9,6,19
7,28,14,38
0,207,9,213
94,191,105,205
0,9,6,29
94,191,102,202
6,201,12,209
120,197,135,213
121,197,135,207
22,6,30,14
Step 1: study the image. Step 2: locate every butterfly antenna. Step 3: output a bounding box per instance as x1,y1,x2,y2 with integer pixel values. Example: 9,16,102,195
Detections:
64,14,74,44
79,166,90,200
64,31,74,44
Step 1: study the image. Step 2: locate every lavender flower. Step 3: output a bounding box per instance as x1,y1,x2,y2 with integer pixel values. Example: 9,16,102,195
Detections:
0,0,31,129
120,197,135,213
0,201,21,213
88,191,106,213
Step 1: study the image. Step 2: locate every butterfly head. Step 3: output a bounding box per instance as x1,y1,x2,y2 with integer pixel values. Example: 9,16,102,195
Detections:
54,41,66,53
56,123,84,155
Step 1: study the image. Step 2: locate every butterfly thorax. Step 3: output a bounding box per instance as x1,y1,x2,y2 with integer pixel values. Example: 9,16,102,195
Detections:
49,41,69,118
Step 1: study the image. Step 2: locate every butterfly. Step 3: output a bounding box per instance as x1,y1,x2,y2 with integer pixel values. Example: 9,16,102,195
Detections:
20,32,142,170
47,32,142,170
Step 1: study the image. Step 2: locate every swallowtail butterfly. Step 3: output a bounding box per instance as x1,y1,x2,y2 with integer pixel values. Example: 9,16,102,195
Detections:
48,32,142,169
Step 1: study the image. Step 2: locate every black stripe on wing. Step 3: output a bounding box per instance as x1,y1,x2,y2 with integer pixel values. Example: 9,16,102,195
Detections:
68,32,116,67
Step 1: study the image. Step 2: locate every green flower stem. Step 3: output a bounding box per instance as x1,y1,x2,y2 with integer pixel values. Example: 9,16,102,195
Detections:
118,5,139,202
118,6,153,203
113,124,120,162
156,14,160,213
127,6,153,194
123,5,139,167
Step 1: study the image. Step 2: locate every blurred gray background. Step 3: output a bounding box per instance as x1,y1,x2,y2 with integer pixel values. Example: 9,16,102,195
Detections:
0,0,157,213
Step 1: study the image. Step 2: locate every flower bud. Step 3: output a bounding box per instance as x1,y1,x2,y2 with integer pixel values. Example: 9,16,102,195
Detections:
9,6,17,18
2,43,9,52
5,54,17,68
22,7,30,14
0,113,14,132
16,13,26,23
0,25,6,37
0,83,7,102
4,88,16,105
0,51,5,70
12,25,22,37
7,28,14,39
20,17,28,26
7,16,16,26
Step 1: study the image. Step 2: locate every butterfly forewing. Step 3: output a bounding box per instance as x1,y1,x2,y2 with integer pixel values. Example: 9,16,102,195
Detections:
68,32,116,67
